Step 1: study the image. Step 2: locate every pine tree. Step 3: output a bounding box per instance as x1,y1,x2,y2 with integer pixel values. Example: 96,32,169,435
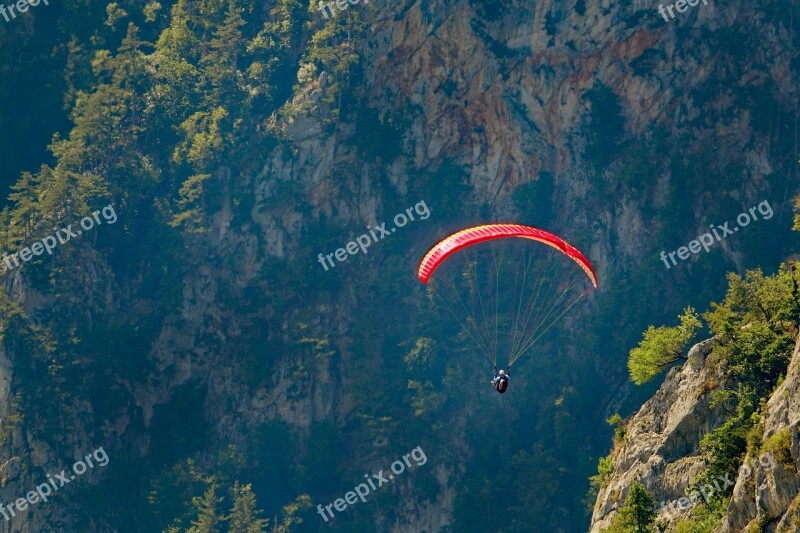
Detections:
246,0,304,104
602,481,656,533
187,484,223,533
227,481,269,533
628,307,701,384
302,3,366,119
274,494,312,533
202,0,247,107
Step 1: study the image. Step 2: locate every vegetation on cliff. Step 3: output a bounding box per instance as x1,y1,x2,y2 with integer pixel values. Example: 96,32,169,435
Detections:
1,0,798,531
596,203,800,532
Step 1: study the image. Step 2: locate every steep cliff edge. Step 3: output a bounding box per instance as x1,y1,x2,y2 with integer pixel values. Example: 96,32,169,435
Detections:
0,0,798,531
590,332,800,532
730,333,800,532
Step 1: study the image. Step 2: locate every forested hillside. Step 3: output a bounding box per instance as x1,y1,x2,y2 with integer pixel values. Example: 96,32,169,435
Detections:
0,0,798,532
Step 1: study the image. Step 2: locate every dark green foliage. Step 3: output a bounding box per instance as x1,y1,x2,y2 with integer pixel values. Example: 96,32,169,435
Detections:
610,132,668,191
247,421,299,504
452,443,561,532
698,417,751,485
584,83,626,173
628,307,701,385
512,172,555,225
238,333,284,389
424,161,472,218
300,422,341,489
0,1,797,532
151,382,211,467
588,455,616,509
625,262,800,512
355,107,406,161
601,481,656,533
299,0,366,121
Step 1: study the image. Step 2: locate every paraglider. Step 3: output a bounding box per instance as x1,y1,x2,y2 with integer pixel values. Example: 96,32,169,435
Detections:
417,223,598,393
490,368,509,394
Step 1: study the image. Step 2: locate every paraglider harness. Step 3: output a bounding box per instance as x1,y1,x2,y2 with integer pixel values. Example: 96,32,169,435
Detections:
492,366,510,394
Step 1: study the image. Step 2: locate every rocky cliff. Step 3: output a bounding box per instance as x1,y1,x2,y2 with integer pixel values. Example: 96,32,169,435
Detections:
590,333,800,532
0,0,798,531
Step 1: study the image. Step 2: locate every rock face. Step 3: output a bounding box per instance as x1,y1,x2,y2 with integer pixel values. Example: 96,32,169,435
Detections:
724,334,800,533
590,335,800,532
0,0,798,531
589,337,728,531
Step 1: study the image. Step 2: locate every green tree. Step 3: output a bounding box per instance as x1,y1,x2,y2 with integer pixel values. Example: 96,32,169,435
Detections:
705,267,800,337
187,484,223,533
227,482,269,533
274,494,312,533
587,455,616,509
247,0,304,103
301,3,366,119
607,413,626,442
169,173,212,232
201,0,247,107
105,3,129,30
628,307,702,384
151,0,204,124
689,261,800,499
602,481,657,533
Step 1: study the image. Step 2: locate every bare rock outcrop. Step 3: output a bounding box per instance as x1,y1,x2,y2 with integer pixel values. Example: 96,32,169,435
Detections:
719,335,800,532
591,335,800,532
590,338,728,532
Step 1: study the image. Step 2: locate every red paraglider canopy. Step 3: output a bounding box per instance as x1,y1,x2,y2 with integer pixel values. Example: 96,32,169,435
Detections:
417,223,598,287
